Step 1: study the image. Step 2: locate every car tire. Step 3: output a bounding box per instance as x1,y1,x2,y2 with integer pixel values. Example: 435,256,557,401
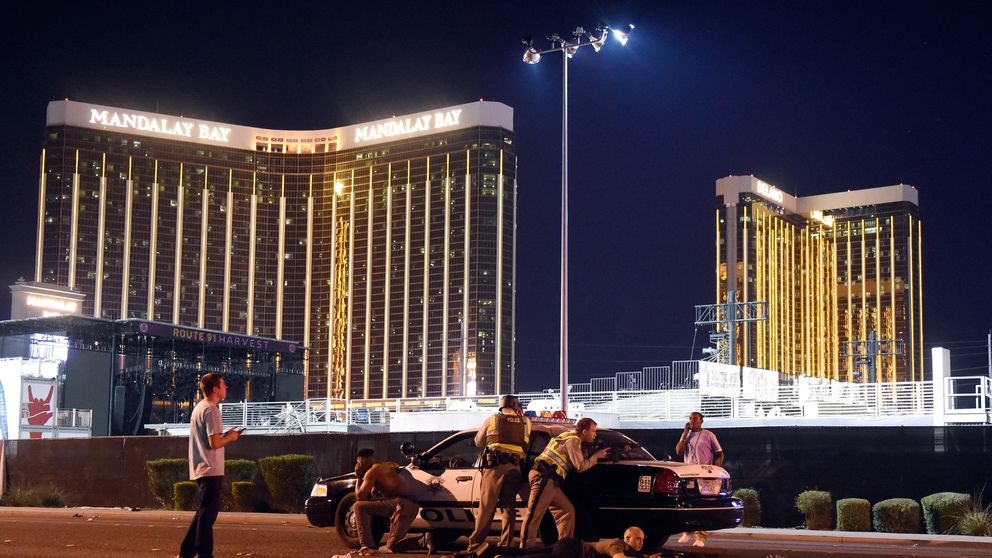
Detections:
642,532,674,554
429,528,462,549
335,492,386,548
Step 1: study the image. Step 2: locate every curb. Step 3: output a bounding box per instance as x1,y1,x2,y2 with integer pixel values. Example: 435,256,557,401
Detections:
664,527,992,552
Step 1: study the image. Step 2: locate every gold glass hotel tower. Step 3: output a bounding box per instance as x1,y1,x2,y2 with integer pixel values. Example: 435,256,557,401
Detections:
35,100,517,400
715,176,923,383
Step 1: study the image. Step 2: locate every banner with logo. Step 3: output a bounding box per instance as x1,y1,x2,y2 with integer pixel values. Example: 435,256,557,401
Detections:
21,379,57,439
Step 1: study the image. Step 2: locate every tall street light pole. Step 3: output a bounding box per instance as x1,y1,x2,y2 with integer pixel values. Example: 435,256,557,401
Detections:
522,24,633,414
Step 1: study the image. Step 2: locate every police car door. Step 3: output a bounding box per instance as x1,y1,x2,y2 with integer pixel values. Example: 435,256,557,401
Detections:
403,431,482,530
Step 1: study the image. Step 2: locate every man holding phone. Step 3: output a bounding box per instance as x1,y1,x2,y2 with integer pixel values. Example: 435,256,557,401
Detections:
676,411,723,467
674,411,722,548
178,372,242,558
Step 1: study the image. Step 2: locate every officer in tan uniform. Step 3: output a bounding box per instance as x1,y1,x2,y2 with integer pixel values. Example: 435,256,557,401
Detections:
466,395,532,553
519,417,609,548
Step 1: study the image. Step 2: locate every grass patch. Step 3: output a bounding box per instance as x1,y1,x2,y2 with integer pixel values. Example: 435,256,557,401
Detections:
0,484,67,507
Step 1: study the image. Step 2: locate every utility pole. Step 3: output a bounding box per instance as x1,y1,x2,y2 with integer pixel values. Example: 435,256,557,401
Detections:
694,292,768,366
841,330,904,383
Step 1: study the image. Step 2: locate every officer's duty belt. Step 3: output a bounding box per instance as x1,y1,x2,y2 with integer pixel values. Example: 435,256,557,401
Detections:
489,451,522,466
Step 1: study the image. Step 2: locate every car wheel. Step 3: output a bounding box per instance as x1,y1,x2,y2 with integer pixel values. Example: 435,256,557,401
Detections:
335,493,386,548
429,528,462,549
642,531,675,554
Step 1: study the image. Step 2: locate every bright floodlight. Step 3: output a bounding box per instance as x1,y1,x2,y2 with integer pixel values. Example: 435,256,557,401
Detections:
523,48,542,64
612,24,635,46
334,181,345,195
589,29,607,52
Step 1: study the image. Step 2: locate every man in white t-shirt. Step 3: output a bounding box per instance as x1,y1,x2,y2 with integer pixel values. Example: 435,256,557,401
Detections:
676,411,723,466
178,372,242,558
674,411,723,549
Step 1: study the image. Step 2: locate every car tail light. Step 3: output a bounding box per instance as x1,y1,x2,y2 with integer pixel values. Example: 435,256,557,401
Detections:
653,469,680,495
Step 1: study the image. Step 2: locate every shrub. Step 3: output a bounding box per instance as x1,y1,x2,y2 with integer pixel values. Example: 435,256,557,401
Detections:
0,484,66,507
956,490,992,537
147,458,188,508
872,498,920,533
836,498,871,531
231,481,256,512
173,481,198,511
258,454,316,513
226,459,258,483
957,509,992,536
796,490,832,530
921,492,971,534
224,459,259,511
733,488,761,527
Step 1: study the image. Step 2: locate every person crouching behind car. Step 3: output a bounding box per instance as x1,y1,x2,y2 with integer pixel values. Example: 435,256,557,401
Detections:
352,448,433,554
519,418,609,548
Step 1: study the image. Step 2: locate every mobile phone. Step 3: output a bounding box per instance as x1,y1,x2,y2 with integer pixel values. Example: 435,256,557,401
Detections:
235,426,247,433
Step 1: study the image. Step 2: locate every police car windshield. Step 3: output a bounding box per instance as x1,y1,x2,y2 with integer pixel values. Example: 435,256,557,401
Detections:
587,430,654,461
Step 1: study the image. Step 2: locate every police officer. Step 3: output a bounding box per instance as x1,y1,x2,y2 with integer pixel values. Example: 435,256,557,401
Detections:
519,417,608,548
466,394,532,553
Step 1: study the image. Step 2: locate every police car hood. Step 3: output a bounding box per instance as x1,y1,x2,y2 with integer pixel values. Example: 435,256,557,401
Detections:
614,460,730,479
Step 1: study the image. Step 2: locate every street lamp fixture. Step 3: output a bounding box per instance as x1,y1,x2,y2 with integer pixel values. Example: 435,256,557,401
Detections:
520,23,633,414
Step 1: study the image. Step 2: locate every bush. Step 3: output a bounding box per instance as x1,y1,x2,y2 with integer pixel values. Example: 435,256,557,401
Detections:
0,484,66,507
836,498,871,531
733,488,761,527
226,459,258,483
957,509,992,536
173,481,198,511
796,490,832,530
258,454,316,513
872,498,920,533
147,458,188,509
224,459,259,511
921,492,971,534
956,490,992,537
231,481,256,512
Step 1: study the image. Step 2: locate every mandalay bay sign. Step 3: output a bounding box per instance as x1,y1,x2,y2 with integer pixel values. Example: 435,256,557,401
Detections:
353,109,463,144
88,109,233,142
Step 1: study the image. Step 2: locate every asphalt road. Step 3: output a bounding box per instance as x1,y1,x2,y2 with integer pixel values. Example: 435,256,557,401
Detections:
2,508,991,558
0,509,338,558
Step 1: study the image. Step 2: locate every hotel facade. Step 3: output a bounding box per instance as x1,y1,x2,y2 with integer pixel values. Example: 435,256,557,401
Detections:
35,100,517,400
715,176,923,383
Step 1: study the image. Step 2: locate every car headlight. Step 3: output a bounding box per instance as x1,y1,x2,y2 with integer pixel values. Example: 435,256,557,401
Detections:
310,483,328,498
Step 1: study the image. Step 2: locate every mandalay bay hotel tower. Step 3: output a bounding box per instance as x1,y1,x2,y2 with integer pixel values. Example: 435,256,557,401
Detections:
716,176,923,384
35,100,517,400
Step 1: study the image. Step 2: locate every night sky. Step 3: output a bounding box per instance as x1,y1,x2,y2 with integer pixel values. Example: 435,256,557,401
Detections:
2,2,989,391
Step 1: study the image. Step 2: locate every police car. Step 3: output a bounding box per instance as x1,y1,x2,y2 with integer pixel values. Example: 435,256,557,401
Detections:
304,421,743,552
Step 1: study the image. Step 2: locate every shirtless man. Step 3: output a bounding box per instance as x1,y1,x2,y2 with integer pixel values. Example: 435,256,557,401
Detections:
353,448,431,553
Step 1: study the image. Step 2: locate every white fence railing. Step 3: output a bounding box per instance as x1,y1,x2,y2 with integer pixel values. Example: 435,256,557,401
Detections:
57,408,92,429
215,378,969,432
945,376,991,419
